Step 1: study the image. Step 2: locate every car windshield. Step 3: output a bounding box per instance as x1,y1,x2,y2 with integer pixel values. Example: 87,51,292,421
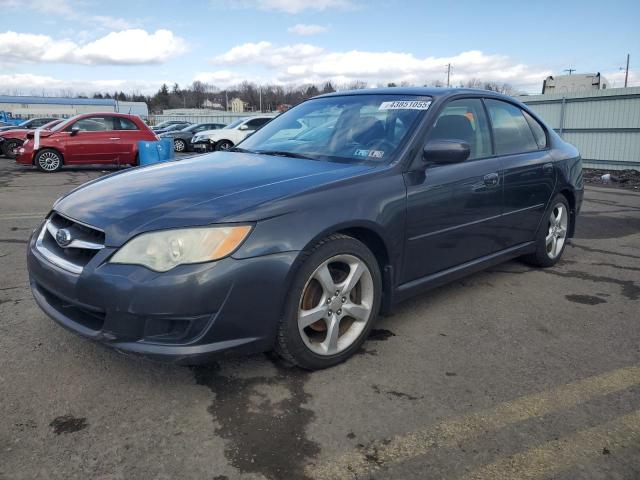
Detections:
239,94,432,164
41,119,61,129
50,117,75,132
224,118,245,130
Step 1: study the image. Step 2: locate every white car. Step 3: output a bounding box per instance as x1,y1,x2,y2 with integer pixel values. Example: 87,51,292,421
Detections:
191,116,275,152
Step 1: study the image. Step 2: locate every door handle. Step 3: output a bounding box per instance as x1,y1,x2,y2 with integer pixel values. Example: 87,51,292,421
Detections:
109,137,121,140
543,162,554,174
483,172,499,187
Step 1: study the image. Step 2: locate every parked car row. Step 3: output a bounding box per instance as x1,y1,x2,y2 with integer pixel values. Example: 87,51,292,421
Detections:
158,122,225,152
191,116,274,151
1,112,282,169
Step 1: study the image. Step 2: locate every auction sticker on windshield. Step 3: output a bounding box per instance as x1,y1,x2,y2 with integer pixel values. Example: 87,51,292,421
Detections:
354,149,385,158
379,100,431,110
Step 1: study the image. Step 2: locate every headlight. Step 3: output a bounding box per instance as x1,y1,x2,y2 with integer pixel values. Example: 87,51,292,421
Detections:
193,135,205,142
109,225,252,272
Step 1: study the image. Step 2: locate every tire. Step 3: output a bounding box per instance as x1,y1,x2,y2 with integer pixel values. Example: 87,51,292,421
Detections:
275,234,382,370
174,139,187,153
35,148,63,173
2,139,22,159
215,140,233,151
522,194,570,268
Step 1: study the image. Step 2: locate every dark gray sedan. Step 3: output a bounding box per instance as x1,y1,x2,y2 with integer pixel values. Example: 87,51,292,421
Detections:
27,88,583,370
159,123,226,152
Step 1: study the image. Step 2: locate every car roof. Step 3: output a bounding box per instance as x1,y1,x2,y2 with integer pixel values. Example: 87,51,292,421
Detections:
316,87,515,101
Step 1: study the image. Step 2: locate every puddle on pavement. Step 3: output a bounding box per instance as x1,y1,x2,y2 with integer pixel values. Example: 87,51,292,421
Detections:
565,294,608,305
49,415,88,435
191,355,319,480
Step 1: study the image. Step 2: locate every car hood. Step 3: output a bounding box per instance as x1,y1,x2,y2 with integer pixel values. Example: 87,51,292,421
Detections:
54,152,373,246
161,131,191,138
195,129,229,139
0,127,29,137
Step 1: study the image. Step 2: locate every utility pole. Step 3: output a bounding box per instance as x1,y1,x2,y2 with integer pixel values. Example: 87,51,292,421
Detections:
620,54,630,88
259,87,263,112
446,63,451,87
564,68,576,75
225,91,229,111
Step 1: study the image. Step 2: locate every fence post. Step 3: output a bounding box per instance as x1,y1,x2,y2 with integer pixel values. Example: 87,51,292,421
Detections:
558,96,566,137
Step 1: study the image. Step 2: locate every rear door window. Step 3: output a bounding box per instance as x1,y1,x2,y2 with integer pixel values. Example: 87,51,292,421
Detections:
116,118,139,130
485,99,539,155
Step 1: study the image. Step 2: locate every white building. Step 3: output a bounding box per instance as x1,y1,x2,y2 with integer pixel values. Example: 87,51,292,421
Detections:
542,73,609,94
0,95,148,119
230,97,247,113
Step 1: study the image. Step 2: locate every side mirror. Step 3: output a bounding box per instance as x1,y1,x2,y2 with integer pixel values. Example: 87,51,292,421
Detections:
238,124,249,131
422,139,470,165
70,126,81,136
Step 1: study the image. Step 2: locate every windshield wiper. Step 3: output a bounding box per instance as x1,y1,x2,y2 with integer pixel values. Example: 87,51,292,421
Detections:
256,150,314,160
229,146,256,153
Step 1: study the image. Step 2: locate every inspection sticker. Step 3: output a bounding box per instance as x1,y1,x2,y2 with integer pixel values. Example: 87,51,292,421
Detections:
354,149,385,158
379,100,431,110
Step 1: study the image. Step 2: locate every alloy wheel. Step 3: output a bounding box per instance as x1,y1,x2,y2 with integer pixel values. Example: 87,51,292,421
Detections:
38,151,61,171
174,139,186,152
298,254,374,356
546,202,568,259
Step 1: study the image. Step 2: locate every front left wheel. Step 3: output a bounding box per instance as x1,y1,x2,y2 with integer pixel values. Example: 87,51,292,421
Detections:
275,234,382,370
174,139,187,152
35,149,63,173
215,140,233,151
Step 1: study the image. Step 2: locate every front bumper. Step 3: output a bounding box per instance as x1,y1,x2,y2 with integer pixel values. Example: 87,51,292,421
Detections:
191,140,213,152
15,145,34,165
28,229,298,364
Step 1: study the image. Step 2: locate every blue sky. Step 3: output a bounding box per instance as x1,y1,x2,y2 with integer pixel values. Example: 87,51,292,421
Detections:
1,0,638,96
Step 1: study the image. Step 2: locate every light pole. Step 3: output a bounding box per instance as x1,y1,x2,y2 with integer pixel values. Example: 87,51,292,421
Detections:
620,54,630,88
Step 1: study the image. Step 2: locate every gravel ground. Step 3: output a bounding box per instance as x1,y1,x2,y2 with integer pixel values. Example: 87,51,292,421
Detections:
1,157,639,480
583,168,640,190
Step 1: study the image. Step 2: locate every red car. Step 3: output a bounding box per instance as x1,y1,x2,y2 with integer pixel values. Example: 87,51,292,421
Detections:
0,119,63,159
16,113,158,172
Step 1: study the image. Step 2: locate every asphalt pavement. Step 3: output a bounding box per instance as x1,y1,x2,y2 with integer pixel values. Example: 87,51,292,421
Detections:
1,158,639,480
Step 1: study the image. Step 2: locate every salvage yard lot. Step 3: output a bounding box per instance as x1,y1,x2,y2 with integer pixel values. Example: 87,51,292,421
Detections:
1,159,639,480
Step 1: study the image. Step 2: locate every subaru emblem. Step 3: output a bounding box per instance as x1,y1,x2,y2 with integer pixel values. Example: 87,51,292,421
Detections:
55,228,72,247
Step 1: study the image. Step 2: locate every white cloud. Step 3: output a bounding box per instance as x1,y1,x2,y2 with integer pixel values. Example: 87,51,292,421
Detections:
288,24,329,36
602,69,639,88
0,29,187,65
0,73,168,95
193,70,249,88
0,0,136,30
212,41,324,67
210,0,357,13
210,42,553,91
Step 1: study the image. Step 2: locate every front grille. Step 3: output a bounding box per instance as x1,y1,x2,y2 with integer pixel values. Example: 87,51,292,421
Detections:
35,212,105,274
